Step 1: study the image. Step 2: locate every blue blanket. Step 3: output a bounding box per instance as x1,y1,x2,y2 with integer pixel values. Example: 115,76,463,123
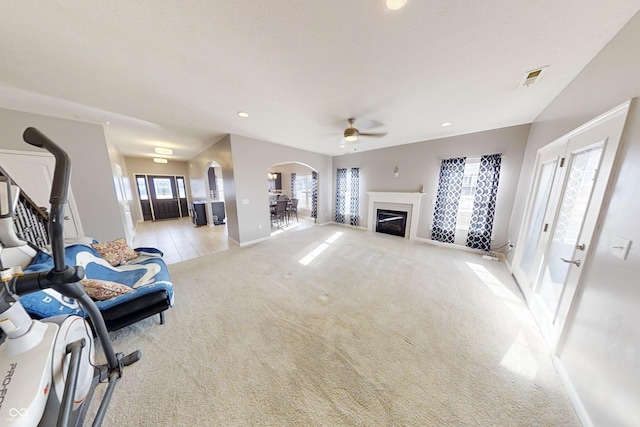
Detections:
20,244,175,318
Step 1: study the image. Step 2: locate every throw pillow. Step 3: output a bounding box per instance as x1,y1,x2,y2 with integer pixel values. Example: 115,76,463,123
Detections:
91,238,138,266
81,278,134,301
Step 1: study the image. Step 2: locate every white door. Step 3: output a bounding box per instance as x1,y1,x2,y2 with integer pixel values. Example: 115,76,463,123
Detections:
513,101,630,349
114,163,135,246
0,149,83,238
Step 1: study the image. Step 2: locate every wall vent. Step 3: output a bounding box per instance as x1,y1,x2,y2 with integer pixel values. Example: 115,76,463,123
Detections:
520,66,548,87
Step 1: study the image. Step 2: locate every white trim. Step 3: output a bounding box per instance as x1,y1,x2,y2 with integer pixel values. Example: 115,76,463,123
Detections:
367,192,424,240
330,221,367,231
553,357,594,427
539,99,631,152
239,236,271,247
414,236,487,255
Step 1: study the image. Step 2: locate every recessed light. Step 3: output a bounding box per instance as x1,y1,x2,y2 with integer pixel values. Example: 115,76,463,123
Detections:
154,147,173,155
153,158,168,164
385,0,407,11
441,122,452,127
238,111,249,118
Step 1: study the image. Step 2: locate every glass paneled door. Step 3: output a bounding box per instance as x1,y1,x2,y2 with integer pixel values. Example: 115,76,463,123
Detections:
148,175,181,220
513,102,630,350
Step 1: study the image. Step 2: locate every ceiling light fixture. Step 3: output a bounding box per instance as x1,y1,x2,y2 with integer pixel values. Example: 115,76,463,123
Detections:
385,0,407,11
441,122,452,127
153,158,168,164
154,147,173,155
238,111,249,118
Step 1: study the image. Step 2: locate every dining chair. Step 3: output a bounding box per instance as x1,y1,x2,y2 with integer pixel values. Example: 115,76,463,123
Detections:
288,198,299,222
274,200,288,228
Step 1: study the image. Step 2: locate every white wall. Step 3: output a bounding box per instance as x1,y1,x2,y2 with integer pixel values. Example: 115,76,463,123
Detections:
332,124,530,247
507,11,640,427
0,107,125,242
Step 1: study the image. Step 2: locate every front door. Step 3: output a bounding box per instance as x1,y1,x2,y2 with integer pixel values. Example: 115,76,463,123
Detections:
513,101,630,349
148,175,181,220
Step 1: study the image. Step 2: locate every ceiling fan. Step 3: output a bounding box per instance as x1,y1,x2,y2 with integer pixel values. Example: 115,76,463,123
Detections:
342,118,387,143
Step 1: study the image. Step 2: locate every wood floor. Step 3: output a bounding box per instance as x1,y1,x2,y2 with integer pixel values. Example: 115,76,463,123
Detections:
133,215,316,264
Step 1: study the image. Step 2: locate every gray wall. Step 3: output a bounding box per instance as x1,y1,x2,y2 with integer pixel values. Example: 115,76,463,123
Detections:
271,162,316,217
189,134,333,245
332,124,529,246
189,135,240,242
507,11,640,427
228,135,332,244
0,107,125,242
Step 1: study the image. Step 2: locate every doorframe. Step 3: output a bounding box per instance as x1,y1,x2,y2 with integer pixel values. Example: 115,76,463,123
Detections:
0,148,84,237
133,173,190,221
512,99,632,352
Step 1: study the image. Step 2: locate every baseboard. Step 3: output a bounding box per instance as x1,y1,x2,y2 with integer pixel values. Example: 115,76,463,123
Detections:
239,236,271,247
414,236,487,255
329,221,367,231
553,356,594,427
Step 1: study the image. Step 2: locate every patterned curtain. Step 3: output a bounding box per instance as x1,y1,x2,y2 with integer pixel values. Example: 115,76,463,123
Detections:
335,168,347,223
431,157,466,243
311,171,318,222
466,154,502,251
349,168,360,226
290,172,297,199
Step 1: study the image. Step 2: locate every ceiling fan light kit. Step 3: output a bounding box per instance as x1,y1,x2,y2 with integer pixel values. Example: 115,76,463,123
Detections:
341,117,387,145
385,0,408,11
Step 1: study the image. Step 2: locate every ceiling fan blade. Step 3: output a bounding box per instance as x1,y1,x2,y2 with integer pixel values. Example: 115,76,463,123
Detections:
359,131,388,138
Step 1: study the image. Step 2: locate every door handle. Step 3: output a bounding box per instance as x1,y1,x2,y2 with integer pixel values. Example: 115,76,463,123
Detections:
560,258,581,267
64,216,70,220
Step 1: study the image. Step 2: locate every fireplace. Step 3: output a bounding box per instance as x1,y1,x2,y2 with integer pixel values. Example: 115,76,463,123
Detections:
367,192,424,240
376,209,408,237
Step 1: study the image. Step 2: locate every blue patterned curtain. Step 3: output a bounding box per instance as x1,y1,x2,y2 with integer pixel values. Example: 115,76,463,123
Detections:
311,171,318,222
335,168,347,223
466,154,502,251
290,172,297,199
350,168,360,226
431,157,466,243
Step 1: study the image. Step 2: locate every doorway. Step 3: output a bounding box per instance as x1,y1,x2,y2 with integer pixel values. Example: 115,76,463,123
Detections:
0,149,83,237
512,101,630,349
135,174,189,221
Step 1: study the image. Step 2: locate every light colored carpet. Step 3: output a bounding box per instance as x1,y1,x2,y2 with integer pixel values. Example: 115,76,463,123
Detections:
86,224,581,426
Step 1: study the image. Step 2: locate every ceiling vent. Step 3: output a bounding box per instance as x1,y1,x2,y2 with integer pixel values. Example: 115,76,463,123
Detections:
520,66,548,87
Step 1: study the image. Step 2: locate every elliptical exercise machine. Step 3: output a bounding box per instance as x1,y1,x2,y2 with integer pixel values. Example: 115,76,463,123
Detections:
0,128,140,426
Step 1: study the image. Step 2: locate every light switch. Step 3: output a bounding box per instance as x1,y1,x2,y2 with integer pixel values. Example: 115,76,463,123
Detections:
242,199,249,205
611,237,631,260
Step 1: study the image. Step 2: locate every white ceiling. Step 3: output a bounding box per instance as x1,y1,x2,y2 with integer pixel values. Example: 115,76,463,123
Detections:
1,1,639,160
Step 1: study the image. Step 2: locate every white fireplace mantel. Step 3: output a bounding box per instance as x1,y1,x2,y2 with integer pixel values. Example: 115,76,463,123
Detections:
367,192,424,239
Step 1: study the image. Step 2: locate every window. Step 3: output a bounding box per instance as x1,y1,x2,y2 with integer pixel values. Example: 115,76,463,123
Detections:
136,177,149,200
432,154,502,250
455,158,480,230
216,176,224,201
176,177,186,199
335,168,360,226
153,178,174,199
295,174,312,209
